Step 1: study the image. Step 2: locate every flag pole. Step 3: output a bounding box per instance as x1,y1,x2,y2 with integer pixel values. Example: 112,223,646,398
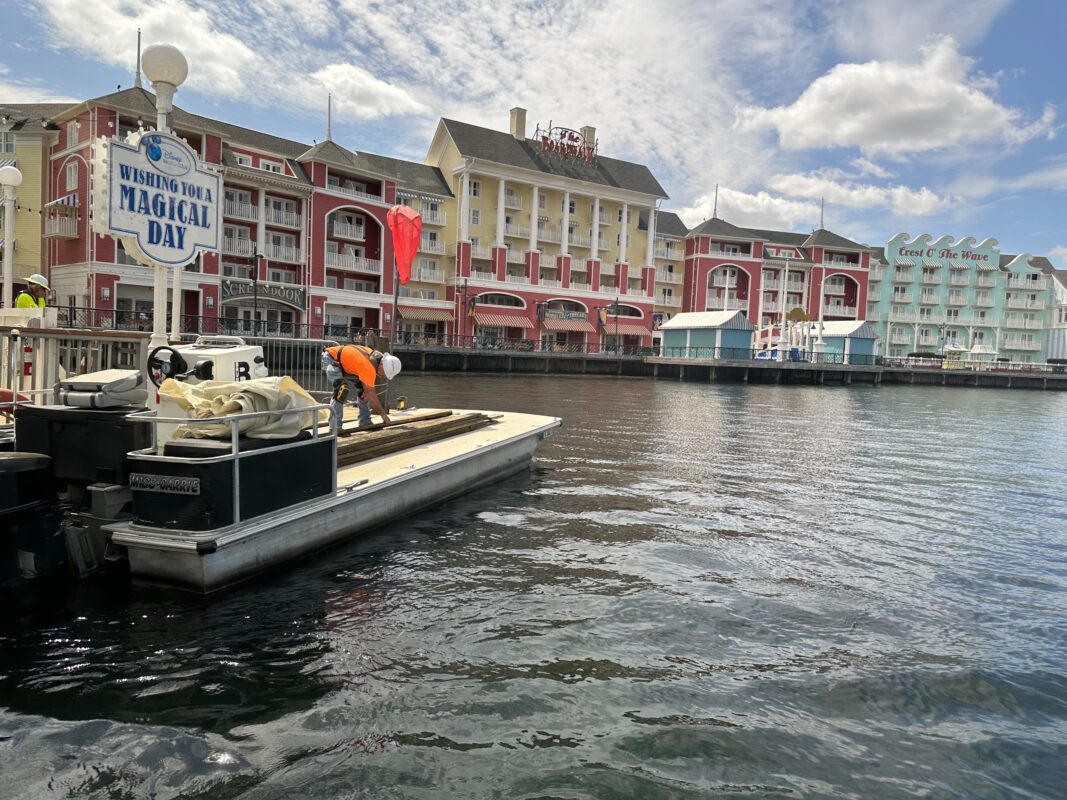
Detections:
391,258,399,347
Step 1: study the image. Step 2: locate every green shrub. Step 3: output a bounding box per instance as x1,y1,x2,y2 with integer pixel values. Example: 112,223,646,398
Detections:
906,351,939,359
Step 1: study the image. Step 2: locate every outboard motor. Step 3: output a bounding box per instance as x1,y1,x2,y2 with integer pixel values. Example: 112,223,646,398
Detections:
0,452,64,587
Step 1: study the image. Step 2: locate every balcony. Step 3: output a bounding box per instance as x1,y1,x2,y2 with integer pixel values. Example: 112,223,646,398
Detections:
1006,298,1043,310
976,275,997,288
1002,339,1041,351
569,231,591,249
654,243,681,260
332,221,364,241
595,211,613,226
892,292,914,304
761,278,780,291
422,209,446,226
265,206,301,228
222,237,256,257
869,267,885,281
504,222,530,239
44,215,78,239
919,293,940,305
416,268,444,283
540,278,562,288
419,237,445,255
505,249,524,265
656,270,682,284
569,281,590,291
537,225,561,243
325,251,382,274
949,274,970,286
471,244,492,260
889,310,920,323
974,295,995,307
946,294,967,306
891,331,913,345
921,273,942,285
600,262,617,276
824,304,857,317
892,270,915,283
505,273,530,285
711,274,737,288
504,193,523,210
470,268,494,280
224,200,258,221
1008,277,1047,290
334,184,383,202
823,282,847,295
657,293,681,306
265,244,300,264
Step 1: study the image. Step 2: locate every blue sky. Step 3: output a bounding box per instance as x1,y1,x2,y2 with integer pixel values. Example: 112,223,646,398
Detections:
2,0,1064,263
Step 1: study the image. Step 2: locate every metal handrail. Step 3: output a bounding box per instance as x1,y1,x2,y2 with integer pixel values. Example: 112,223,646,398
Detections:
126,403,336,527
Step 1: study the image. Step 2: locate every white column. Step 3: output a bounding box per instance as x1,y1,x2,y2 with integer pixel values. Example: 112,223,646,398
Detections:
460,173,470,241
591,198,600,260
619,203,629,263
818,265,826,323
645,207,656,267
496,178,506,245
756,270,764,337
561,191,571,255
529,186,539,252
256,190,266,263
1,184,16,309
169,265,182,341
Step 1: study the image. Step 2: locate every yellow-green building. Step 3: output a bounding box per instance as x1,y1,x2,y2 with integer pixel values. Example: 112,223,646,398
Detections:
0,104,64,291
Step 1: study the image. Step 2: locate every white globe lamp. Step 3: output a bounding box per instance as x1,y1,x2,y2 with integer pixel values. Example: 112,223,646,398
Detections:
140,44,188,133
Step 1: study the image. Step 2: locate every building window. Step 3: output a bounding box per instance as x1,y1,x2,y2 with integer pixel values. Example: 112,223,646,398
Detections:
469,179,480,197
235,153,252,167
539,193,546,210
397,195,412,207
260,159,282,174
224,188,251,205
470,208,480,226
66,121,78,147
65,161,78,191
0,132,14,154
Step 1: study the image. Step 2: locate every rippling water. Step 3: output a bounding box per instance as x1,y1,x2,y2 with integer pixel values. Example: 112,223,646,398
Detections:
3,376,1067,799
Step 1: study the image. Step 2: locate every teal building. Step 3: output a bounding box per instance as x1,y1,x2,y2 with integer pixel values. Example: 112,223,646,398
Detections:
867,233,1051,362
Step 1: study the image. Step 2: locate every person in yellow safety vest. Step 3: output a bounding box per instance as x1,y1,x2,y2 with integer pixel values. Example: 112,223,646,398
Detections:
15,273,48,309
321,344,402,432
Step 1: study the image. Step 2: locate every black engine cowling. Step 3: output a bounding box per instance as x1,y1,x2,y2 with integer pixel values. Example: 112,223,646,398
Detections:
1,452,65,587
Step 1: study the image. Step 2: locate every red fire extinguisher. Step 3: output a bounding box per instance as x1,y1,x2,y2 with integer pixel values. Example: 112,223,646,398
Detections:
22,344,32,377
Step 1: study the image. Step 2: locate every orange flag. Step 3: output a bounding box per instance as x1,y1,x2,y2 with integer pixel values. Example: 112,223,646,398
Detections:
386,204,422,285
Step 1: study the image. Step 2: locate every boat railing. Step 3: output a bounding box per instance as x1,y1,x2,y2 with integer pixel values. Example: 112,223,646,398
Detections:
126,403,341,528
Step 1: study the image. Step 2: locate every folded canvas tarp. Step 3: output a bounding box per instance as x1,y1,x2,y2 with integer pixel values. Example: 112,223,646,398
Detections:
56,369,148,408
159,376,328,439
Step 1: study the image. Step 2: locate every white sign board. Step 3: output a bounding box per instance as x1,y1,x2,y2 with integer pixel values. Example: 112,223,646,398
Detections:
101,132,221,267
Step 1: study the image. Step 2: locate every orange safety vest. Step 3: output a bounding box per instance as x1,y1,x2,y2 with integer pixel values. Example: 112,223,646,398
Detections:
325,344,381,388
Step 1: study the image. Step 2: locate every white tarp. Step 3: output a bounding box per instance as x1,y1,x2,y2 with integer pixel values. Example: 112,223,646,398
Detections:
159,376,327,439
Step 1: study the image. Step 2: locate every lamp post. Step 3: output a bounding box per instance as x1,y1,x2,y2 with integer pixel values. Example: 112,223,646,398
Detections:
0,164,23,309
249,249,260,336
140,43,188,351
939,321,947,358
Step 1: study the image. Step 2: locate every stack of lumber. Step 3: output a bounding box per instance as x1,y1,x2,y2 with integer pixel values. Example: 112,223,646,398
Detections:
334,410,496,468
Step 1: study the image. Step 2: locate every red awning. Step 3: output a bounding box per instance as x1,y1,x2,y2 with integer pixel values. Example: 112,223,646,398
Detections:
604,321,651,337
398,305,453,322
473,310,533,329
542,316,596,333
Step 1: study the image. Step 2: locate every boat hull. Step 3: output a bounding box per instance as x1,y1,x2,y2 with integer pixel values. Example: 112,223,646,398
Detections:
110,411,557,593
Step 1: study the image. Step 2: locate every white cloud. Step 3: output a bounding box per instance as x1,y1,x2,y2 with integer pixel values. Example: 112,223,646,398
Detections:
851,157,891,178
735,36,1056,156
823,0,1012,60
312,64,428,120
35,0,423,121
0,64,78,104
679,187,821,231
769,172,953,215
1049,246,1067,267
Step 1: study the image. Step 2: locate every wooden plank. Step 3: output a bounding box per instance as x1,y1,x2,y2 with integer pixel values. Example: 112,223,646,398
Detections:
335,409,453,437
335,412,495,468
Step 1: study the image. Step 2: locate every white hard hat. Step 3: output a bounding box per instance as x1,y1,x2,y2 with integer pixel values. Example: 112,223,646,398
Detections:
381,353,402,380
27,273,49,290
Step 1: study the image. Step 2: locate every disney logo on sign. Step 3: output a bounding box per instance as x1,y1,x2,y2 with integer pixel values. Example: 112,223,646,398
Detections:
143,134,192,177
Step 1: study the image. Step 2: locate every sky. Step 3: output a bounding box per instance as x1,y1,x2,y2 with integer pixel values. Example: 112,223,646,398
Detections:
2,0,1065,264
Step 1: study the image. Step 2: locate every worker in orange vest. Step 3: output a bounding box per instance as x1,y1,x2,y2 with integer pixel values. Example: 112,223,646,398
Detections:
321,344,402,432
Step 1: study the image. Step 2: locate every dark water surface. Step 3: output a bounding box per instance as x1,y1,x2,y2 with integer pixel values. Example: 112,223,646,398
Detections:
3,376,1067,799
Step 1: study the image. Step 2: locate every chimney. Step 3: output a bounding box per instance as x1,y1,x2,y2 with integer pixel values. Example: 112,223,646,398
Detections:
580,125,596,149
509,107,527,141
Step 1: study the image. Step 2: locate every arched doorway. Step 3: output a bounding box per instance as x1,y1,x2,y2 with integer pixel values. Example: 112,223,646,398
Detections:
821,273,860,319
539,298,594,352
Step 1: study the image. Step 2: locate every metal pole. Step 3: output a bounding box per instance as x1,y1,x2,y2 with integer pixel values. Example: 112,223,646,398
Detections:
391,261,399,346
252,251,259,337
1,184,16,309
169,263,182,341
614,295,619,353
